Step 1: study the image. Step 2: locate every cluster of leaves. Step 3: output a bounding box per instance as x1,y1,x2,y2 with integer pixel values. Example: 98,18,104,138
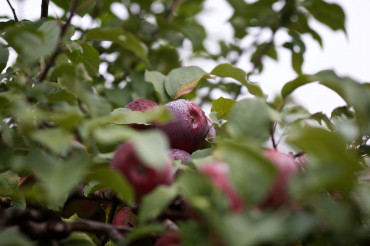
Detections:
0,0,370,245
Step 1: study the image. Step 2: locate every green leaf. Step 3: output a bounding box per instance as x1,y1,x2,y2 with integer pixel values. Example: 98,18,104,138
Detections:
85,27,148,63
210,63,264,97
306,0,346,33
109,107,172,125
4,20,60,65
29,152,89,209
131,130,170,170
66,43,100,77
292,51,303,75
51,0,98,17
211,97,236,120
30,128,73,156
227,98,271,142
164,66,208,99
145,70,170,103
0,170,19,195
86,167,134,206
288,126,359,192
219,141,276,205
138,185,178,223
0,45,9,73
0,229,34,246
282,70,370,134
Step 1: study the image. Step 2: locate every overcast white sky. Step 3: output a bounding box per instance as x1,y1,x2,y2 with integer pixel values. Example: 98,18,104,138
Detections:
1,0,369,115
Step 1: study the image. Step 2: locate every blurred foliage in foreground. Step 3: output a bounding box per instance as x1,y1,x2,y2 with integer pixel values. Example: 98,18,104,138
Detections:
0,0,370,245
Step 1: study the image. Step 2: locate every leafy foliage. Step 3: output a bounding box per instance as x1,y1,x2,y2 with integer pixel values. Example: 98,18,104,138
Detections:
0,0,369,245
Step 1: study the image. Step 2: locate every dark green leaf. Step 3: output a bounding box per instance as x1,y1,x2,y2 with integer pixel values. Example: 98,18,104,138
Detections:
292,51,303,75
86,167,134,206
66,43,100,77
0,45,9,73
139,185,178,223
85,27,148,63
211,63,264,97
145,70,170,103
306,0,346,32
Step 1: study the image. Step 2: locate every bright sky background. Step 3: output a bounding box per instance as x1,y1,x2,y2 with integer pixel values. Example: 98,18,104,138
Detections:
1,0,369,115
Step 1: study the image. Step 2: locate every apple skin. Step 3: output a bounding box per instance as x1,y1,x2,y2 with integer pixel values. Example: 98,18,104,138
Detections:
200,161,244,213
110,142,173,201
112,206,133,227
155,99,208,153
206,117,216,142
169,149,190,164
154,232,181,246
261,149,299,207
124,99,158,130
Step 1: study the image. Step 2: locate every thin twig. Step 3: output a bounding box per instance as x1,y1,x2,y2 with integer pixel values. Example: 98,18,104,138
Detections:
6,0,19,22
38,0,79,82
270,122,277,150
41,0,50,19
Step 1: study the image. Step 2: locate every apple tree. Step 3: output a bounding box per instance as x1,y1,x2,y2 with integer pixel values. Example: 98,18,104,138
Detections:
1,0,370,245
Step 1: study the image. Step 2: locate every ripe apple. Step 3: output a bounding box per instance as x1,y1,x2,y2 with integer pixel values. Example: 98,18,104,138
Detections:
110,142,173,201
112,206,133,227
154,232,181,246
155,99,208,153
124,99,158,130
200,161,244,213
206,117,216,142
169,149,190,164
261,149,299,207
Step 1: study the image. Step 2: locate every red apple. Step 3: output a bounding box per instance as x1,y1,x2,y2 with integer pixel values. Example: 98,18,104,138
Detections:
110,142,173,201
155,232,181,246
124,99,158,130
155,99,208,153
261,149,299,207
200,161,244,213
169,149,190,164
112,206,133,227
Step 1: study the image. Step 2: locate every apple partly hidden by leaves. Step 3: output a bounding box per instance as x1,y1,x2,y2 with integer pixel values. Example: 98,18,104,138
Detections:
124,98,158,130
260,149,299,207
155,99,209,153
200,161,245,213
154,232,181,246
169,149,190,164
110,142,173,202
112,206,134,227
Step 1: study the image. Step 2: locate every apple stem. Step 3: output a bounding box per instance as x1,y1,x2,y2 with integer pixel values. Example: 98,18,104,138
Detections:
270,122,277,149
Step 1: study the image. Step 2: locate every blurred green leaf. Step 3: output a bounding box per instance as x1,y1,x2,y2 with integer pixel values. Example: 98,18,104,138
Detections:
85,27,148,63
164,66,208,99
227,98,271,142
282,70,370,134
219,141,276,205
145,70,170,103
29,152,89,209
292,51,303,75
0,229,34,246
0,45,9,73
66,43,100,77
306,0,346,33
4,20,60,65
132,130,170,170
139,185,178,223
30,128,73,156
210,63,264,97
52,0,98,17
86,167,134,206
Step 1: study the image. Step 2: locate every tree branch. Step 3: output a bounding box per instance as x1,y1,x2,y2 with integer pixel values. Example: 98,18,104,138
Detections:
41,0,50,19
6,0,19,22
38,0,79,82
